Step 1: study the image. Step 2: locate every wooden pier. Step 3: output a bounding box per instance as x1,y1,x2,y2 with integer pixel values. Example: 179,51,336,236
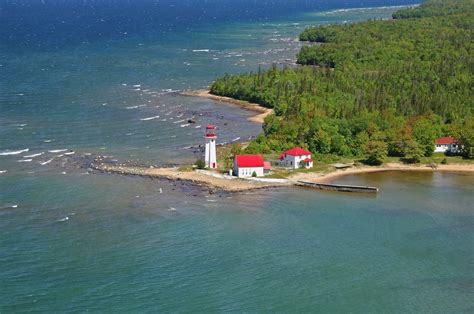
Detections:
296,181,379,193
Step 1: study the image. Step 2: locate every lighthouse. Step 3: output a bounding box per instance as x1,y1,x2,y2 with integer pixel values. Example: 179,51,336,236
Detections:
205,124,217,169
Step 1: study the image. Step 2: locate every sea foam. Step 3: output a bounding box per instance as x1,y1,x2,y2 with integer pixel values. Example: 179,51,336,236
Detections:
24,152,44,158
140,115,160,121
0,148,29,156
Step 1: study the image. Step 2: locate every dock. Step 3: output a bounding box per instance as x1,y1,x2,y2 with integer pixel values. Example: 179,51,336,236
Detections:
296,181,379,193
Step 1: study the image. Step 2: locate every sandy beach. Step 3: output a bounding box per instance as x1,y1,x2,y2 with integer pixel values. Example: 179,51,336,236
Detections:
289,163,474,184
181,90,273,124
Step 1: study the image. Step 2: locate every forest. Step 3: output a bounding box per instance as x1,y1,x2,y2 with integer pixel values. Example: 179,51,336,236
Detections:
210,0,474,163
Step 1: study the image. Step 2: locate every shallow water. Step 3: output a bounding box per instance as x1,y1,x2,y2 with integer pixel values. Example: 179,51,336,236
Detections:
2,0,473,312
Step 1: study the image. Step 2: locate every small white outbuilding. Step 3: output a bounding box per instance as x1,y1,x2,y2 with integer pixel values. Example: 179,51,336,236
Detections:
233,154,265,177
435,136,460,154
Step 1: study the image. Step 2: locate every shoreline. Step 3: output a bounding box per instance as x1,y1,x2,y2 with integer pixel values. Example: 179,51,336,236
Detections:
289,163,474,184
92,162,288,192
92,160,474,193
181,90,273,124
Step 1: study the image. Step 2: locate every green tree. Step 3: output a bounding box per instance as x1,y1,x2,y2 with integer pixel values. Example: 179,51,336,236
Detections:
412,116,441,157
195,159,206,169
402,140,424,163
459,117,474,159
364,140,387,165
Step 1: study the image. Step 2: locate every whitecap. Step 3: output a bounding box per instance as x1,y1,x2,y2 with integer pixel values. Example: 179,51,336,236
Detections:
11,205,18,208
0,170,7,174
168,207,176,211
43,139,53,143
180,124,190,127
195,125,202,129
126,106,139,109
173,119,186,124
193,49,209,52
24,152,44,158
133,84,141,87
40,158,54,166
159,188,163,194
63,151,75,156
58,216,69,222
48,149,67,153
17,159,32,162
140,115,160,121
0,148,29,156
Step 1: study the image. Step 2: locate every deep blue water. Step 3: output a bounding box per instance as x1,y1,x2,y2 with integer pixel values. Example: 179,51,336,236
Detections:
2,0,473,312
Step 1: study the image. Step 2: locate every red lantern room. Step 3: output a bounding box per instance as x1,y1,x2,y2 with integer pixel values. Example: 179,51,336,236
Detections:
206,124,217,138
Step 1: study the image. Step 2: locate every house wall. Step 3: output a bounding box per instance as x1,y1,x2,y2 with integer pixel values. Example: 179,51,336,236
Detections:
435,144,460,153
233,161,264,177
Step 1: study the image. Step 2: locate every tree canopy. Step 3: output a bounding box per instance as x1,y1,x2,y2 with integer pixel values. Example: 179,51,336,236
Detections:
210,0,474,161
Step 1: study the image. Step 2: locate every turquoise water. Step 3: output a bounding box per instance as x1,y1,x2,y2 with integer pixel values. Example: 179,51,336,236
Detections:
2,0,473,312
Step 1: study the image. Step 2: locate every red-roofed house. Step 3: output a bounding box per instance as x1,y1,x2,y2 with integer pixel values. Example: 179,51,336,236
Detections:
279,147,313,169
435,136,460,154
234,154,265,177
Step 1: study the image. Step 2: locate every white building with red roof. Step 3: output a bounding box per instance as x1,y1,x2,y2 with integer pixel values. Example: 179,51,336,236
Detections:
233,154,265,177
279,147,313,169
435,136,460,154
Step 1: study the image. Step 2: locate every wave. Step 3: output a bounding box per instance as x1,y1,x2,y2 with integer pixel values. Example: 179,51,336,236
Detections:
193,49,209,52
133,84,141,87
48,149,67,153
17,159,32,162
126,105,139,109
0,148,29,156
180,123,190,127
0,170,7,174
40,158,54,165
63,151,75,155
173,119,186,124
43,139,54,143
195,125,202,128
140,115,160,121
320,4,419,15
24,152,44,158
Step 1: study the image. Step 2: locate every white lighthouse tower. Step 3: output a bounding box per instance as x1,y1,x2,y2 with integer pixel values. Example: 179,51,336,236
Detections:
205,124,217,169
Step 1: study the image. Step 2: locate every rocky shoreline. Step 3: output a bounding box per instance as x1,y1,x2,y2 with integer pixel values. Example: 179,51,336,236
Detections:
90,160,289,193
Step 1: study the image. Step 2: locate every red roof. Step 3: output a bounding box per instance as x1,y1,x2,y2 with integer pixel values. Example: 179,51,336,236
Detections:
264,161,271,170
206,124,216,129
235,154,264,168
282,147,312,156
436,136,457,145
303,158,313,162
